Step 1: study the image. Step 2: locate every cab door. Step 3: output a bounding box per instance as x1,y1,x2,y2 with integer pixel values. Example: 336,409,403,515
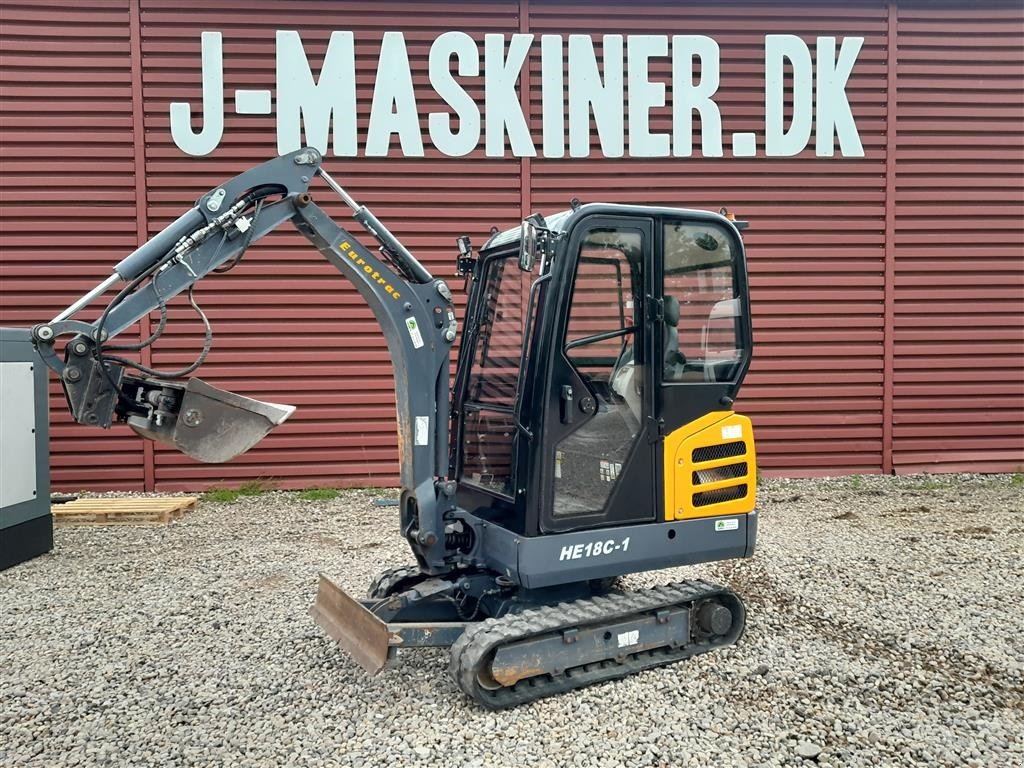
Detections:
538,216,657,533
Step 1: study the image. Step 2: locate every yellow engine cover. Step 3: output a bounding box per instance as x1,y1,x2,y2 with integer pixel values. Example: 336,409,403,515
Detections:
663,412,757,520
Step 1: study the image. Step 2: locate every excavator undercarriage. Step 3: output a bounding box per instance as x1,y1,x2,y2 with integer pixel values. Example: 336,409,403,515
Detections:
22,147,758,708
312,569,746,709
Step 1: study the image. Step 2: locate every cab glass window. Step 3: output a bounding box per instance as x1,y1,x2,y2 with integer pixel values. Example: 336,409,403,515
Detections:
467,257,532,406
663,222,744,383
554,227,644,517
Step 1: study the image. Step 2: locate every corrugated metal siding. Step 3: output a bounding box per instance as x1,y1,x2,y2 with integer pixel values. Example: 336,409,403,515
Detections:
0,1,1021,490
892,3,1024,473
528,2,891,476
0,1,148,490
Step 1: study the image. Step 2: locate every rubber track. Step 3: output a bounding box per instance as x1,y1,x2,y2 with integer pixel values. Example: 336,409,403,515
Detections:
366,565,424,599
449,580,742,709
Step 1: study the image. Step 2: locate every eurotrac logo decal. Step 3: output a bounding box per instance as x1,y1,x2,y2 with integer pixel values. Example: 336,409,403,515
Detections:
171,31,865,159
337,240,401,301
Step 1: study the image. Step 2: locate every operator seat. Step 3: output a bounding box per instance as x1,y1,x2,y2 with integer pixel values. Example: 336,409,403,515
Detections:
609,347,641,427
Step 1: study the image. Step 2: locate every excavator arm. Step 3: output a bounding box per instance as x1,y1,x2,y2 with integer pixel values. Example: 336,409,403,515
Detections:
32,147,459,571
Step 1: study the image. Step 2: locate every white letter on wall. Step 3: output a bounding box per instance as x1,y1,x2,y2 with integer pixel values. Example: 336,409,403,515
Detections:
672,35,722,157
428,32,480,156
484,34,536,157
541,35,565,158
816,36,865,157
764,34,812,157
367,32,424,157
276,30,357,156
170,32,224,156
568,34,624,158
627,35,669,158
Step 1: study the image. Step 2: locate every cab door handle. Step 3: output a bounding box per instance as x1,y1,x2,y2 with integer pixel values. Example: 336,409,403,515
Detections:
560,385,574,424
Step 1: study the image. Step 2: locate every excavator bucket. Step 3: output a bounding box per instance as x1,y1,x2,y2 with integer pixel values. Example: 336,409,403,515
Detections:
127,377,295,463
310,573,391,674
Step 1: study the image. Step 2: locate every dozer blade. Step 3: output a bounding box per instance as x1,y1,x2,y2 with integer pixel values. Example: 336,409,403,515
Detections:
128,377,295,463
310,573,390,675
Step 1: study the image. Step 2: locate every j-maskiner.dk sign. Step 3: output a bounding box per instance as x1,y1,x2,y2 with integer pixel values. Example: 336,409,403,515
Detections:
171,31,866,159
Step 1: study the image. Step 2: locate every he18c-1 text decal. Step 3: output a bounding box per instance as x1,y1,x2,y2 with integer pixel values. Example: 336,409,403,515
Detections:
171,31,865,159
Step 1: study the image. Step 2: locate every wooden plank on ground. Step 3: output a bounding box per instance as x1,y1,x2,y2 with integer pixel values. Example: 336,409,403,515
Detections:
52,496,198,526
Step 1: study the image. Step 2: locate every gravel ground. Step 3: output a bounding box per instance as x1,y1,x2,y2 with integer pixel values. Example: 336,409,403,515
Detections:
1,474,1022,768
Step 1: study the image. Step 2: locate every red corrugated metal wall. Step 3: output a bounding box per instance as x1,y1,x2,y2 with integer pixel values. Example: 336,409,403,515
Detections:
891,3,1024,473
1,0,1021,490
0,1,149,489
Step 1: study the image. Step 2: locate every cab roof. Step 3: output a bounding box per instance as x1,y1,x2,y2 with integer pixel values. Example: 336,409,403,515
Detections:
481,203,743,252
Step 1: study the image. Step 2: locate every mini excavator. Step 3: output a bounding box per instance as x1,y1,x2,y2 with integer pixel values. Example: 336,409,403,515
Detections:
29,148,758,708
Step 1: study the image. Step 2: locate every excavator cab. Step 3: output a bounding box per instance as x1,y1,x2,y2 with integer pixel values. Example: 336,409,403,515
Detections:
23,148,759,709
453,205,754,539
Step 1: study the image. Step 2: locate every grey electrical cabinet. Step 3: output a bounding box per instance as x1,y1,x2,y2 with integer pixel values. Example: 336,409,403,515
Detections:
1,328,52,570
